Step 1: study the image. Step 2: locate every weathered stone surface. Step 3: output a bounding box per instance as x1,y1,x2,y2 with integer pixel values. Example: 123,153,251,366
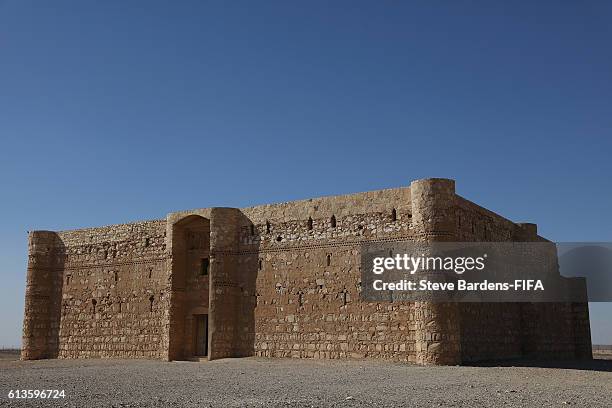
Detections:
20,178,591,365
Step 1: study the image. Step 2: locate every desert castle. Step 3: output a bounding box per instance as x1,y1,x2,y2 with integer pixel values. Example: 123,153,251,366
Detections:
22,178,591,365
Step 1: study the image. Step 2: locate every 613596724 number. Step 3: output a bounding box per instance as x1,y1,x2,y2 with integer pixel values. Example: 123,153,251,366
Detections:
8,389,65,399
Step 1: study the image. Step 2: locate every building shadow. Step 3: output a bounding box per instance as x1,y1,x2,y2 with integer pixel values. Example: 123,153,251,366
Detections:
234,211,260,358
466,355,612,372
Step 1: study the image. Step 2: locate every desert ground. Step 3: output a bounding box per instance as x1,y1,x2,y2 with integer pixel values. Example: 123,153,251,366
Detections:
1,351,611,407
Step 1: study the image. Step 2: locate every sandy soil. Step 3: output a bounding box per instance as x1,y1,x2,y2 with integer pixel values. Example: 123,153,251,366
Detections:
1,355,611,407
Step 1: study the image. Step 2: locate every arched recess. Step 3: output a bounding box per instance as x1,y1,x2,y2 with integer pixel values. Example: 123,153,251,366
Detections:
167,208,257,361
168,214,211,361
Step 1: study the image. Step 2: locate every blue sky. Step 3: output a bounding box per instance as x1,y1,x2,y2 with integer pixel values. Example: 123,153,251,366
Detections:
1,1,611,347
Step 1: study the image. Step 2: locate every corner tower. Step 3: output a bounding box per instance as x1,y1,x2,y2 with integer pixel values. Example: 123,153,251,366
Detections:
21,231,63,360
410,178,462,365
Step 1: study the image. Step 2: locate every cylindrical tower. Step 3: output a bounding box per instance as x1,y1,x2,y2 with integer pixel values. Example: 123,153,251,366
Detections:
410,178,462,365
21,231,62,360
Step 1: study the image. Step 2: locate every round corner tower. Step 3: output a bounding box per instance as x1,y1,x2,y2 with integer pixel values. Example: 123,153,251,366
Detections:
21,231,62,360
410,178,462,365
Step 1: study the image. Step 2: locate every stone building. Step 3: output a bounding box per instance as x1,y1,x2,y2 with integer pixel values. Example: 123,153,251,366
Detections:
21,178,592,365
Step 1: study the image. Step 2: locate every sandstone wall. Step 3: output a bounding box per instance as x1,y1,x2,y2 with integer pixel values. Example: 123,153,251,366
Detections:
23,220,171,359
237,187,419,361
455,197,592,361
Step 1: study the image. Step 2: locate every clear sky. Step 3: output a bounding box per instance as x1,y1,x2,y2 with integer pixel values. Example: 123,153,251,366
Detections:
1,1,611,347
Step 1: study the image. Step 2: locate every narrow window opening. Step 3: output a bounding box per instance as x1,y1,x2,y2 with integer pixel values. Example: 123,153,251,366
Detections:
307,217,313,230
258,259,262,270
266,221,271,234
144,237,150,247
341,288,348,306
148,268,153,279
330,215,336,228
66,275,71,285
326,254,331,267
200,258,209,276
391,208,397,222
114,271,118,282
250,224,255,236
92,299,97,315
298,291,304,307
149,296,154,312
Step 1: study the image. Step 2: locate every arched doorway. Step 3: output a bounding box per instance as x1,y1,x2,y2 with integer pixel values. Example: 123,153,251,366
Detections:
168,215,211,360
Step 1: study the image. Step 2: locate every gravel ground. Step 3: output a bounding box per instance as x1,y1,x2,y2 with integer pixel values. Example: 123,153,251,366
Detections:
1,354,611,407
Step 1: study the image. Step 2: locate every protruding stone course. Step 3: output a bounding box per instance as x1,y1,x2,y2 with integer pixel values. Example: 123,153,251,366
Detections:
21,178,591,364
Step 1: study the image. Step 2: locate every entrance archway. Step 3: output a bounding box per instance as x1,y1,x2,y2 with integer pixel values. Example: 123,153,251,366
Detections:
168,214,211,360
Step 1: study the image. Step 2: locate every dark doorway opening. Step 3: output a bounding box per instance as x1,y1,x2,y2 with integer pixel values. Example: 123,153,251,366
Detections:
194,314,208,357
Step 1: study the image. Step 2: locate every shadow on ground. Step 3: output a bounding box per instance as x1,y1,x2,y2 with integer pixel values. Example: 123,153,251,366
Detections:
467,354,612,372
